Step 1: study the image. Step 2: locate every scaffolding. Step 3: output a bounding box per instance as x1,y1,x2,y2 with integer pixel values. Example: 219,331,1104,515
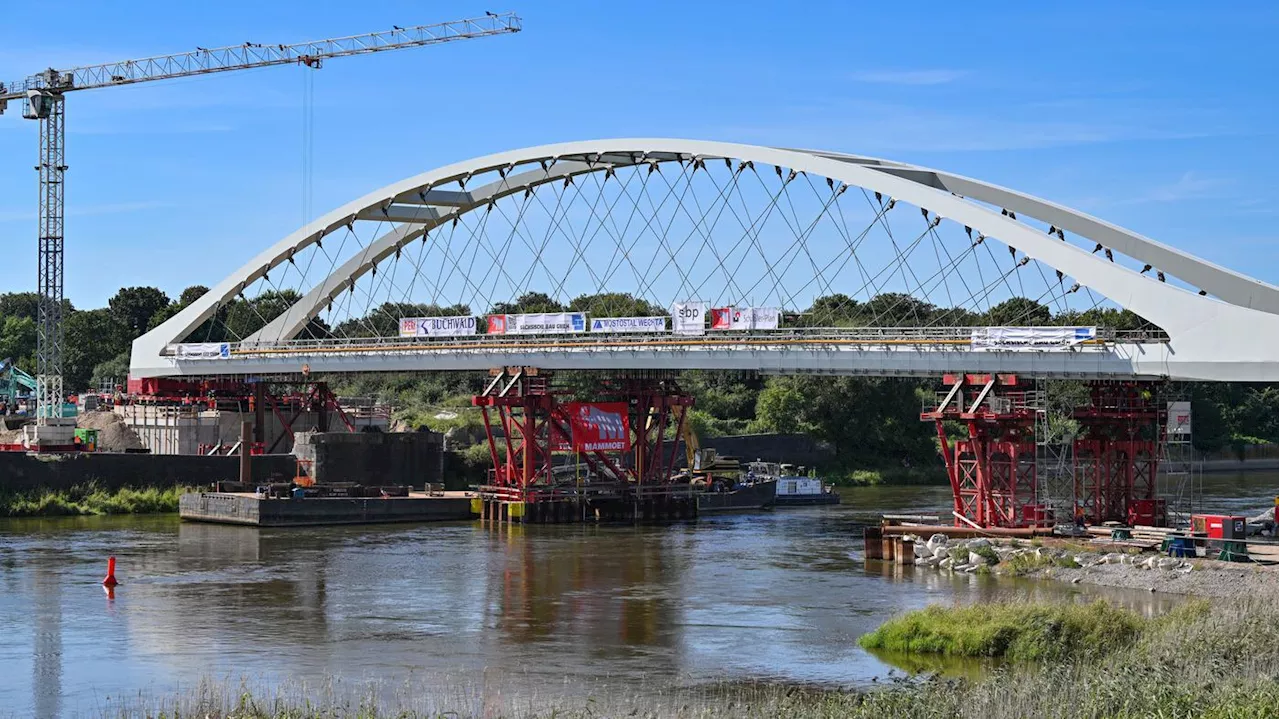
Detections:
925,375,1179,529
1156,383,1203,528
472,368,699,523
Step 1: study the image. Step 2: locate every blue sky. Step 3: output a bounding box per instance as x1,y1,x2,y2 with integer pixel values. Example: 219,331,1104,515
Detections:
0,0,1275,309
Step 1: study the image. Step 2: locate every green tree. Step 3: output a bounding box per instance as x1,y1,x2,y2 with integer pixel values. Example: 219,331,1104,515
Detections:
0,292,74,322
802,293,862,327
91,351,131,388
0,315,37,368
109,286,171,338
753,375,935,467
178,285,210,306
64,309,129,392
985,297,1051,326
332,302,471,338
568,292,661,317
862,293,936,327
491,292,564,315
221,290,329,340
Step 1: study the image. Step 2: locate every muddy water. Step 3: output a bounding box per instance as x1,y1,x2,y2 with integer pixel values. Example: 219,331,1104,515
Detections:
0,471,1272,718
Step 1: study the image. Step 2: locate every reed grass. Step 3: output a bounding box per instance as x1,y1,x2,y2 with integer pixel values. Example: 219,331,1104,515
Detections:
102,595,1277,719
1,482,185,516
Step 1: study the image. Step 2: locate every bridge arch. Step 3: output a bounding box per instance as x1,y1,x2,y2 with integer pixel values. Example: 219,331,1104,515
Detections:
132,139,1278,381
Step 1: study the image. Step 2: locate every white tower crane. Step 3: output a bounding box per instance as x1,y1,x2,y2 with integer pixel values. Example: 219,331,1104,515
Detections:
0,13,521,437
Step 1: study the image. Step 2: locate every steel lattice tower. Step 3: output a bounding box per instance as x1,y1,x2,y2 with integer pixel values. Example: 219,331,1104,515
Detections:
33,86,66,422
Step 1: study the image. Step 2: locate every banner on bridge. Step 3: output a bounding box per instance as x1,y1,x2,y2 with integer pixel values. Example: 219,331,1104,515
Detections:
175,343,230,359
710,307,780,330
589,316,667,333
671,302,707,336
970,326,1096,351
487,312,586,335
399,316,478,338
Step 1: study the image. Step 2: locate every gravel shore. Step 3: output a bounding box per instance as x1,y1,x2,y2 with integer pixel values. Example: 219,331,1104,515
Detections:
1045,559,1277,599
903,531,1280,599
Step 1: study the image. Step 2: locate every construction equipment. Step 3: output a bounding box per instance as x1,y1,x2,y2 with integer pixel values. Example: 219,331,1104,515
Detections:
0,13,522,437
0,357,37,419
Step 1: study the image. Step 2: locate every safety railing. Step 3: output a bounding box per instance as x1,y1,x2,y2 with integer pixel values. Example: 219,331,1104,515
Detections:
174,325,1167,358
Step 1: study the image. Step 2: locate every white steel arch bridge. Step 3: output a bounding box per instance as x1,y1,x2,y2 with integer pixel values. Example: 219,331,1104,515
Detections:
131,139,1278,382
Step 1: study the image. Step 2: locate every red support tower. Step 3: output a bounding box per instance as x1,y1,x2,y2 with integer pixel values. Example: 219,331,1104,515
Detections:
1072,381,1162,525
922,373,1042,528
924,375,1168,529
472,368,696,521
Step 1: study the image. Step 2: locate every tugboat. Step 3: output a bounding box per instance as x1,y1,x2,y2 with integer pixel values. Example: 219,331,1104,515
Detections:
745,461,840,507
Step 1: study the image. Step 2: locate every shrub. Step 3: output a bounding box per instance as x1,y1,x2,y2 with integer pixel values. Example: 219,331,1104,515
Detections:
2,482,186,517
858,599,1146,661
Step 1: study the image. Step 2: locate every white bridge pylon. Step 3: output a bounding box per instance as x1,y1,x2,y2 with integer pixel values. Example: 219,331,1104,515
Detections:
132,139,1278,382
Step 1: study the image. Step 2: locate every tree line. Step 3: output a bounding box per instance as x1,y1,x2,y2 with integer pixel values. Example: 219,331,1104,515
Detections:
0,287,1273,463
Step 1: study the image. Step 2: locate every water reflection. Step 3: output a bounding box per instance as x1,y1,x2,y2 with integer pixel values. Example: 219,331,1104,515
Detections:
0,471,1269,717
33,565,62,719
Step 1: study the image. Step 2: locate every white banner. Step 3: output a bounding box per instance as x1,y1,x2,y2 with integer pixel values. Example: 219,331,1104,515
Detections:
712,306,781,330
747,307,780,330
399,316,478,338
1166,401,1192,436
490,312,587,335
970,326,1096,351
672,302,707,336
589,316,667,333
176,343,230,359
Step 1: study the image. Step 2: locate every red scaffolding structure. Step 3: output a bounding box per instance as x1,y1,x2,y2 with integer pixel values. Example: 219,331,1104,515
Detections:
472,368,696,521
923,374,1165,529
922,373,1042,528
1072,382,1162,526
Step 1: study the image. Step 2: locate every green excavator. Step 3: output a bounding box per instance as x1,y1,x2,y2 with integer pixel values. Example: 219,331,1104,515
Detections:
0,357,37,429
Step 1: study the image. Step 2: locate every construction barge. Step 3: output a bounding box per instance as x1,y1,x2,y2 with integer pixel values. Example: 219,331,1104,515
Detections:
180,488,475,527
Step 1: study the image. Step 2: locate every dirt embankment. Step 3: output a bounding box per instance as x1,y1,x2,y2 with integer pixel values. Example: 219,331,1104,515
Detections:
77,410,146,452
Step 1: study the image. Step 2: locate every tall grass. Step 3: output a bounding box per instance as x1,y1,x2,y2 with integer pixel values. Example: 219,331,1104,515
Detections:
858,599,1147,660
1,482,185,517
103,595,1278,719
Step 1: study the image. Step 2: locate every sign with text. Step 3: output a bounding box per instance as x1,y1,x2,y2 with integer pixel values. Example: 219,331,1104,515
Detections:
672,302,707,335
399,316,478,338
486,313,586,335
1166,401,1192,436
589,316,667,333
568,401,630,452
970,326,1096,351
175,343,230,359
710,307,781,330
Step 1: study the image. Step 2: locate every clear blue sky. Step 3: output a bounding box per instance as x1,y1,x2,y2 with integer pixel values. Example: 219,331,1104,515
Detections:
1,0,1275,309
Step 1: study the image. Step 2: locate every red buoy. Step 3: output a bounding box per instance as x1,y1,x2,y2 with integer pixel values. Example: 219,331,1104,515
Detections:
102,556,118,587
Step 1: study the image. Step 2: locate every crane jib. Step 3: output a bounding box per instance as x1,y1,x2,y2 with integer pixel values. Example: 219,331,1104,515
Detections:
0,13,521,104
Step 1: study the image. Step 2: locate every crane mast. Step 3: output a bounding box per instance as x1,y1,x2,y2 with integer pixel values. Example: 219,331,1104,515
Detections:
0,13,520,436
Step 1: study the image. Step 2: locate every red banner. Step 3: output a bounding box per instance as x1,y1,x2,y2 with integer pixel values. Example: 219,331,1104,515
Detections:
710,307,733,329
487,315,508,334
565,401,630,452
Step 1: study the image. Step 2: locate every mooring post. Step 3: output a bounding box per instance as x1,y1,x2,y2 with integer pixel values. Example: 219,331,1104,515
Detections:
239,420,252,484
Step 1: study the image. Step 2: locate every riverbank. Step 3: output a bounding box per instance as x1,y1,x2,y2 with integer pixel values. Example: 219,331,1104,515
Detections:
0,483,187,517
896,532,1279,599
104,594,1277,718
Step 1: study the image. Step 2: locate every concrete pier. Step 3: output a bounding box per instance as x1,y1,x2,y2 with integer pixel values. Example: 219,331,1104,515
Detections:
179,491,475,527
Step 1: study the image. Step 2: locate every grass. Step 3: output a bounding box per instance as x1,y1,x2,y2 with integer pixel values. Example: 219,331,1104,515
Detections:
858,599,1148,661
828,466,947,487
99,595,1280,718
1,482,186,517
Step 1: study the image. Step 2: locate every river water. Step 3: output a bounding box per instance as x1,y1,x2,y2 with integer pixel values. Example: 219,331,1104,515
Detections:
0,471,1273,717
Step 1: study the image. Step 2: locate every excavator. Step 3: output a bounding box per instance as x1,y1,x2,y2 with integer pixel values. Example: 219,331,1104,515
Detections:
0,357,37,429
